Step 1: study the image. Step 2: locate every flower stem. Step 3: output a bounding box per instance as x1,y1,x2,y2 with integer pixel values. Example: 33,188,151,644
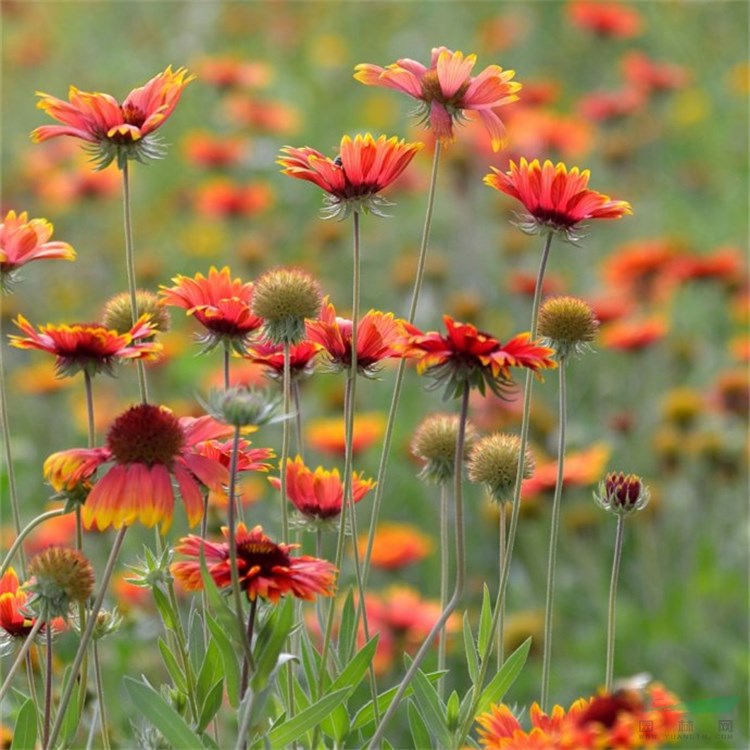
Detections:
292,380,304,458
42,625,52,749
46,526,128,750
368,382,470,749
456,230,554,746
0,617,45,703
240,597,258,699
93,640,111,750
541,356,567,711
362,142,441,587
437,481,450,700
0,509,67,578
0,311,25,575
121,162,148,404
279,342,292,544
496,501,507,671
606,515,625,692
227,425,254,670
223,345,231,391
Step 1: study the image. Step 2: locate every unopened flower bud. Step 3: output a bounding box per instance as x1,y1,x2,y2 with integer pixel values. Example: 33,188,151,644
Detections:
468,433,534,503
410,413,477,484
595,471,650,516
27,547,95,619
103,290,171,333
537,296,599,359
205,386,280,428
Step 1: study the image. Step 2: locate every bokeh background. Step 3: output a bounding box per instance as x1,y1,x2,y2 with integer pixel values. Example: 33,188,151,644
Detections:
2,1,748,747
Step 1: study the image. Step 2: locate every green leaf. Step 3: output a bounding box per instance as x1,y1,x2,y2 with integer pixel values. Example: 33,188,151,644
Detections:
266,688,349,748
446,690,460,732
407,700,432,750
199,546,238,642
206,613,241,709
58,666,79,744
10,698,36,750
252,597,294,692
196,639,224,707
152,586,177,632
158,637,187,692
476,637,531,716
197,678,224,733
477,584,493,658
299,627,320,692
330,635,378,694
124,676,204,750
351,671,446,730
320,703,349,744
337,589,356,663
411,667,452,749
462,612,479,684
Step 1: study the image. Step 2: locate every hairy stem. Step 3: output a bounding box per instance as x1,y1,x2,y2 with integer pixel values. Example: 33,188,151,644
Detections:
606,515,625,691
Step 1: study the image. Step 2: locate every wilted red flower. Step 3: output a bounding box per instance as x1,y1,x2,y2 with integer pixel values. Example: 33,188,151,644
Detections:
358,523,433,569
278,133,423,218
243,338,321,381
306,413,386,456
485,158,632,241
9,314,160,378
160,266,263,353
0,209,75,289
31,66,195,169
621,51,689,94
305,297,414,375
476,682,683,749
567,1,643,38
522,443,610,500
171,523,337,603
355,46,521,151
44,404,233,532
600,317,668,351
194,178,274,219
268,455,375,524
406,315,556,398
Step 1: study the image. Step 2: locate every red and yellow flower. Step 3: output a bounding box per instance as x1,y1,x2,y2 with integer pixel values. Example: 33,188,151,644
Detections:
306,412,386,456
0,210,75,289
600,317,668,351
485,158,632,242
355,47,521,151
278,133,422,218
9,314,161,378
243,338,321,381
567,1,643,39
268,455,375,524
44,404,235,532
305,297,415,375
160,266,264,353
358,523,433,569
406,315,556,398
32,66,195,169
171,523,336,603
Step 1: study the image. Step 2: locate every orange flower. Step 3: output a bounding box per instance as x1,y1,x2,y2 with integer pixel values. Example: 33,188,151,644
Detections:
355,47,521,151
182,130,246,168
160,266,264,353
358,523,433,569
193,178,274,219
305,297,414,375
278,133,422,218
485,158,632,241
32,66,195,169
522,443,610,500
621,51,689,94
577,88,645,122
268,455,375,524
44,404,234,533
406,315,556,398
9,314,161,378
600,318,668,351
0,210,75,289
171,523,336,603
243,338,321,381
194,56,272,89
306,412,386,456
505,108,594,160
669,245,747,288
567,1,643,39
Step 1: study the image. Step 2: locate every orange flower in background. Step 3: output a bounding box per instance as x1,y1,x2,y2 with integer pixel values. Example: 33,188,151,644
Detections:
577,88,645,122
305,297,414,375
9,314,161,378
160,266,264,353
183,131,246,168
476,682,683,749
600,317,668,351
485,158,632,241
223,95,300,134
194,178,274,219
522,443,610,500
505,108,594,160
243,338,321,381
567,1,643,39
44,404,233,532
24,511,77,557
358,522,433,569
31,65,195,169
171,523,336,602
306,412,386,456
621,51,689,94
279,133,423,218
0,210,76,289
355,46,521,151
406,315,556,398
669,245,747,288
193,55,272,89
268,455,375,523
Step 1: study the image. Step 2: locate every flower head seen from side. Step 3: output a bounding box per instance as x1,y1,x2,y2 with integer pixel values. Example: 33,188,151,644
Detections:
160,266,263,354
595,471,650,516
243,338,321,381
355,47,521,151
0,210,76,291
171,523,337,602
484,158,632,243
9,314,161,378
268,455,375,528
31,65,195,169
278,133,422,219
406,315,556,399
0,567,36,647
44,404,234,533
410,412,478,485
305,296,414,376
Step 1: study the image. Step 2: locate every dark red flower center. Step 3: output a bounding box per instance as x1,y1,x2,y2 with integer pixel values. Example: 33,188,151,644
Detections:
106,404,184,466
237,538,291,581
420,70,470,107
576,691,643,729
121,103,147,127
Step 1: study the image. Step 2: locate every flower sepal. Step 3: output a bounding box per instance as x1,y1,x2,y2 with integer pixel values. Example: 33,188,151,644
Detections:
85,133,167,171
